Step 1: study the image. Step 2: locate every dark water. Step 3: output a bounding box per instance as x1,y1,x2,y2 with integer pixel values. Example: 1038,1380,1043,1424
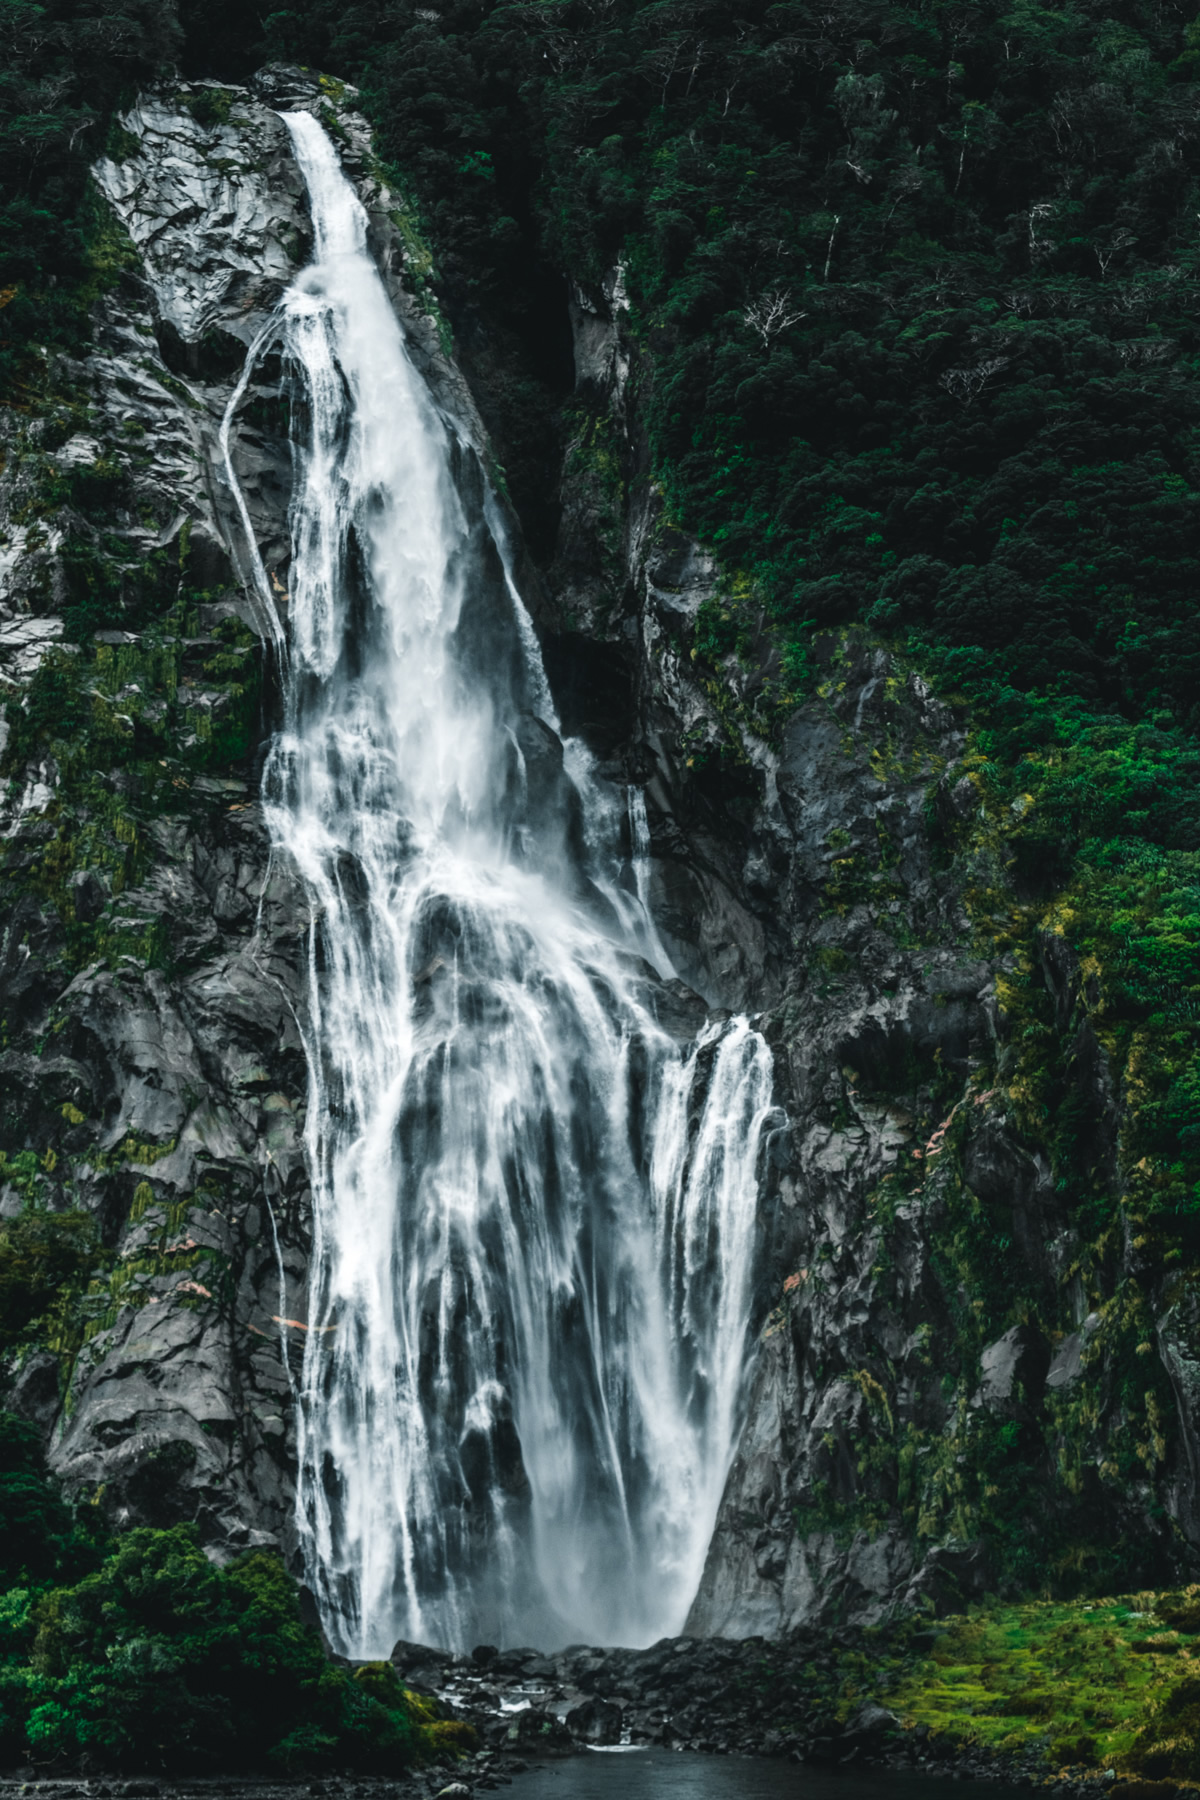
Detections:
506,1751,1027,1800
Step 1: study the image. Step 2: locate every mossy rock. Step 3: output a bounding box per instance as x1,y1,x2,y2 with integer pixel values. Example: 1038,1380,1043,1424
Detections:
1052,1732,1100,1765
1158,1594,1200,1635
1124,1675,1200,1781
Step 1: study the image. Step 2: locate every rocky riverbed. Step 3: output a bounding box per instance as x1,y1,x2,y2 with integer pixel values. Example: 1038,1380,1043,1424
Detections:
0,1616,1165,1800
387,1633,1147,1799
0,1740,1143,1800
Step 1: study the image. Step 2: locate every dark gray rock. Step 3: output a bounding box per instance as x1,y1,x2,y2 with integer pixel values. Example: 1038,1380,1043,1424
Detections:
565,1698,623,1745
1046,1312,1102,1393
841,1702,901,1748
501,1710,573,1756
392,1640,455,1672
7,1350,62,1434
974,1325,1051,1412
901,1541,990,1615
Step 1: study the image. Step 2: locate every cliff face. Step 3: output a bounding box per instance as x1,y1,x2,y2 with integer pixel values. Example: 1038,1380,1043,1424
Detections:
542,273,1200,1624
0,69,478,1558
0,68,1195,1622
0,74,321,1554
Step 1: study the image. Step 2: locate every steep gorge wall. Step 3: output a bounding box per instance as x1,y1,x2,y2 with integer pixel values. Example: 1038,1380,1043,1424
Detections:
548,274,1200,1626
2,70,369,1556
0,68,1195,1626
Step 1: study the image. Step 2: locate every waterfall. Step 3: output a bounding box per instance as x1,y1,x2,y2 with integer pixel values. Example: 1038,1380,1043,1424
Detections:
232,110,777,1656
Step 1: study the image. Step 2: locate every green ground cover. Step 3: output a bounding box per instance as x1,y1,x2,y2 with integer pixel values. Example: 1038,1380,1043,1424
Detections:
0,1413,471,1773
742,1590,1200,1784
886,1594,1200,1775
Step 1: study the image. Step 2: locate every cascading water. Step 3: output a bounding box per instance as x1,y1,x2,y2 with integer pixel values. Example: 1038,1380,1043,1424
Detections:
227,109,778,1656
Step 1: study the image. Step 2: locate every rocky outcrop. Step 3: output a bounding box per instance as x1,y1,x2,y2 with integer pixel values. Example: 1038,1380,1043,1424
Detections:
0,69,490,1557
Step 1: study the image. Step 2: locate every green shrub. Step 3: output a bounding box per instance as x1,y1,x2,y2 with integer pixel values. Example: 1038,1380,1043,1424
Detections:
0,1414,101,1589
0,1211,105,1351
1124,1673,1200,1780
1157,1593,1200,1635
0,1434,439,1773
14,1525,426,1772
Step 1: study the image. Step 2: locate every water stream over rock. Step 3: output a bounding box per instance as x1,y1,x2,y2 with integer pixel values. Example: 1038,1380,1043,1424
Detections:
222,111,776,1657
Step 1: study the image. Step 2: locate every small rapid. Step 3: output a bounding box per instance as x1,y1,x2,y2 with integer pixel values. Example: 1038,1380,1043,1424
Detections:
226,109,778,1656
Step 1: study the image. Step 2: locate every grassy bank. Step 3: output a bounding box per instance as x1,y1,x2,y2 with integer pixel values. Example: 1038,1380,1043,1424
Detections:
826,1591,1200,1787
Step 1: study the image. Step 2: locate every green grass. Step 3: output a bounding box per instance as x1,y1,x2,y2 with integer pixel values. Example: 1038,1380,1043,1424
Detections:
883,1592,1200,1777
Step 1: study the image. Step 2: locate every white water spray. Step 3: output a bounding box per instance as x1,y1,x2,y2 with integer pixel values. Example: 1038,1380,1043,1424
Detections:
232,110,777,1655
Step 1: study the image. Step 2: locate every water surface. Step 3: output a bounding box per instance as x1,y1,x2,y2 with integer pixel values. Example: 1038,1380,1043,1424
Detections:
506,1750,1027,1800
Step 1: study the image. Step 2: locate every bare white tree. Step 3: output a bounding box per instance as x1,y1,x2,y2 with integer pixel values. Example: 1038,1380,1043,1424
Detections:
743,288,808,348
938,355,1011,405
1118,339,1174,366
1027,200,1054,263
1095,227,1137,276
641,37,689,104
822,213,840,281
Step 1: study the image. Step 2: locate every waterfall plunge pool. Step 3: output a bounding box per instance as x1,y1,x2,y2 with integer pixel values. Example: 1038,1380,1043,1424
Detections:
504,1750,1033,1800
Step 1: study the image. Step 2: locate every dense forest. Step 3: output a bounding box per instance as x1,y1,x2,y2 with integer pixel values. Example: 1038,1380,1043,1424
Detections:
3,0,1200,1765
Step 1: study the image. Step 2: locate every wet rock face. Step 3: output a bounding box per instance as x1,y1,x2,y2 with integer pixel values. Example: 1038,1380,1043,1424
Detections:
0,76,319,1554
0,70,479,1559
541,277,1200,1628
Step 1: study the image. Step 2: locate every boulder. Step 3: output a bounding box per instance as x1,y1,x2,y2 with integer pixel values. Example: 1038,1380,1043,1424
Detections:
566,1697,624,1745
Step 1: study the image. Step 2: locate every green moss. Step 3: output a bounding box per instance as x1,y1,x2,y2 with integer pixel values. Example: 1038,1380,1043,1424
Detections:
318,99,350,147
102,118,141,166
79,183,141,296
355,141,451,349
887,1595,1200,1777
182,86,235,130
0,1211,108,1354
719,1592,1200,1780
2,559,263,980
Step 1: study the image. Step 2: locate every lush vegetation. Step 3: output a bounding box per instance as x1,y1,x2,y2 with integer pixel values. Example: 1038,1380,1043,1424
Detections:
788,1588,1200,1781
0,1413,460,1772
0,0,182,394
888,1592,1200,1776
